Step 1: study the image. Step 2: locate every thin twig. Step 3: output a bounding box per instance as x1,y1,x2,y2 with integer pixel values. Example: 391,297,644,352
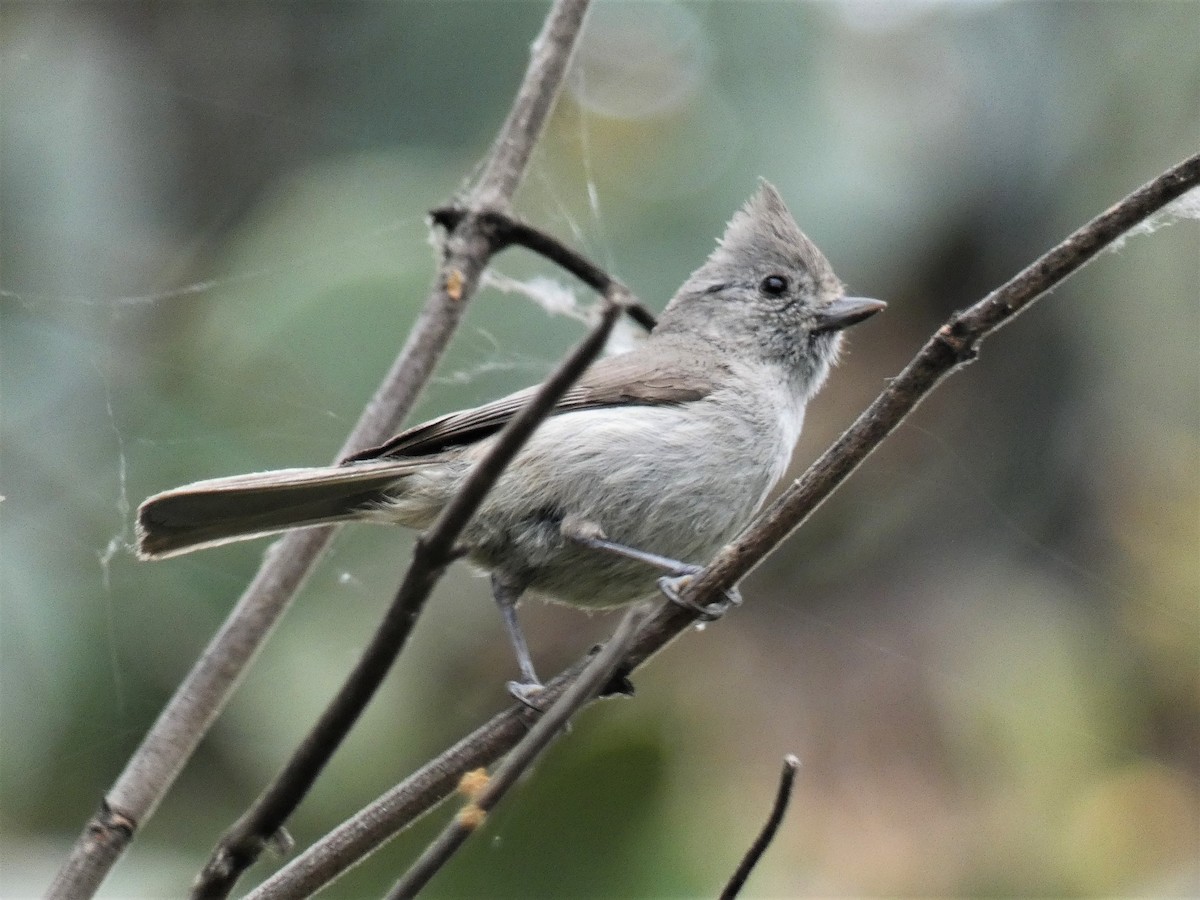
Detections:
385,606,647,900
45,2,593,898
244,668,589,900
241,152,1200,899
432,208,658,330
191,291,626,899
719,755,800,900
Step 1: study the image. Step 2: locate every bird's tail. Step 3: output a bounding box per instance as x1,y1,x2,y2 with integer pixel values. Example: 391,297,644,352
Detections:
136,461,424,560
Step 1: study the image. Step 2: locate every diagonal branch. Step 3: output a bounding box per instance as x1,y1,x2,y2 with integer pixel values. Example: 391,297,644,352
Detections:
241,150,1200,900
668,150,1200,617
384,606,647,900
244,661,601,900
191,285,629,900
44,2,594,898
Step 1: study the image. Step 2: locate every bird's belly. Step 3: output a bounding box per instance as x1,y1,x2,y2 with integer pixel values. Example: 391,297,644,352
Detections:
461,402,791,608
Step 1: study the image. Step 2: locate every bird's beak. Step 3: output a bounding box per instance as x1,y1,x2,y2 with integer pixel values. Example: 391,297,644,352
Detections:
811,296,887,334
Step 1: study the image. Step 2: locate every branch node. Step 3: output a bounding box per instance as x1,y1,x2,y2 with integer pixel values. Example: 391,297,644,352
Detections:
411,533,433,561
599,669,636,698
431,206,657,335
934,321,980,364
266,827,295,858
429,206,464,232
457,768,491,801
455,804,488,831
90,800,137,839
444,269,465,302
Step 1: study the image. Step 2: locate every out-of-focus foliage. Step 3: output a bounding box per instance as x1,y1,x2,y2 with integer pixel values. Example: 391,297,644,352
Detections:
1,2,1196,897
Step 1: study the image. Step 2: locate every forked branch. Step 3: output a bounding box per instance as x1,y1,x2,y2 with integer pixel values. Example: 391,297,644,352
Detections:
385,607,646,899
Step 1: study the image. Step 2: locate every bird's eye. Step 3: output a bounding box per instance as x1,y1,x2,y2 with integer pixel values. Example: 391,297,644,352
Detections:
760,275,789,295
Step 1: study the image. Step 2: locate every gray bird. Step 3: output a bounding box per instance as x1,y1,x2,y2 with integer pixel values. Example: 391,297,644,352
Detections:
137,181,884,696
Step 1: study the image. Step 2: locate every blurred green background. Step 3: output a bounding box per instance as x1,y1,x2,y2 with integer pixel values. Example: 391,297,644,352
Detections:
2,2,1197,897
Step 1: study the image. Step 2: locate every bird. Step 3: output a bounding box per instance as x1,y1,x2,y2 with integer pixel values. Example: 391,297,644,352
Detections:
137,181,884,697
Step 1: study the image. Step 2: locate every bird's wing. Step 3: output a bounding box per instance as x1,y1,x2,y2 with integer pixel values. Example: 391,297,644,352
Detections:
344,346,724,462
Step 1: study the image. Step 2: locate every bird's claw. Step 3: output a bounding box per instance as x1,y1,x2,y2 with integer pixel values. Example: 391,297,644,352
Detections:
657,571,741,621
506,680,547,710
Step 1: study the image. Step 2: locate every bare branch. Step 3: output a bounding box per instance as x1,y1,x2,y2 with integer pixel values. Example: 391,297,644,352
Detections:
242,151,1200,899
719,755,801,900
472,0,590,209
45,2,594,898
431,208,658,330
385,606,646,900
244,643,626,899
190,292,627,897
246,699,561,899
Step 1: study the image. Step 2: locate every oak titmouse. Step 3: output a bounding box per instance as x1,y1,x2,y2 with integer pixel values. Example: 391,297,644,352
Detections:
137,182,884,694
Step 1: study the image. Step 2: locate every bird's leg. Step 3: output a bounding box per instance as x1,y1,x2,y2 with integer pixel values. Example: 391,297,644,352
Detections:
561,518,741,621
490,573,544,706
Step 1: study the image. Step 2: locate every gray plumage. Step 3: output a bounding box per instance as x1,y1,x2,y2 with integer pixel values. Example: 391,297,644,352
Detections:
137,182,883,675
